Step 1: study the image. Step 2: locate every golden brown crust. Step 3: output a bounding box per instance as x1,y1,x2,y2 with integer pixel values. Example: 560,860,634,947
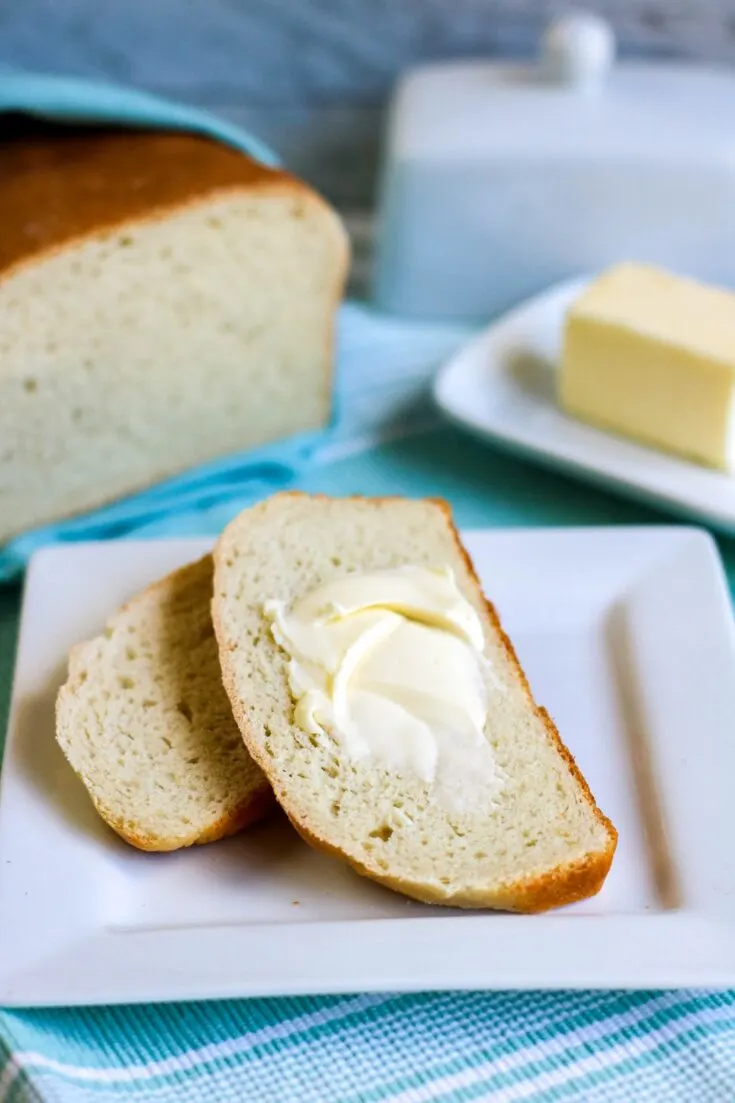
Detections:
98,781,275,852
213,492,618,912
278,805,612,913
439,501,618,907
0,117,317,280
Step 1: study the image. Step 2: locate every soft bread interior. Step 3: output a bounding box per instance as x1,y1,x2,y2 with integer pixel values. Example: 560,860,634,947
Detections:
0,188,346,541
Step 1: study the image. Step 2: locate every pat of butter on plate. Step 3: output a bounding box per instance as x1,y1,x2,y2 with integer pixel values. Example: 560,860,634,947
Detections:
560,263,735,472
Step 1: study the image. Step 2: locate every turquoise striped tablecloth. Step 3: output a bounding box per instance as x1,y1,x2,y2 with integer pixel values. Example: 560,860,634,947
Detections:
2,303,735,1102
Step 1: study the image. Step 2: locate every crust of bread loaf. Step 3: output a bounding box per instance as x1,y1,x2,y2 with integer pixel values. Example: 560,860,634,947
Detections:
57,557,274,852
213,493,618,913
94,782,275,853
0,122,333,282
1,177,344,292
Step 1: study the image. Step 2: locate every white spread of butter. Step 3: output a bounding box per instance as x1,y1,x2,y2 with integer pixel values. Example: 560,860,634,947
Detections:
264,566,503,801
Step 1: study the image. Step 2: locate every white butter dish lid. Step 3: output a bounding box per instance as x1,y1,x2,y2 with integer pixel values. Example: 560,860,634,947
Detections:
396,61,735,161
374,14,735,321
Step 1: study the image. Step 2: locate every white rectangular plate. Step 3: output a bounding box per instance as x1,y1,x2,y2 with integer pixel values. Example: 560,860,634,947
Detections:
2,529,735,1006
434,277,735,533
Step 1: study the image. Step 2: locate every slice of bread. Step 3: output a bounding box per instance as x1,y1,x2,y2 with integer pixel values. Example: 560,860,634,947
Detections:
56,556,273,851
212,493,617,911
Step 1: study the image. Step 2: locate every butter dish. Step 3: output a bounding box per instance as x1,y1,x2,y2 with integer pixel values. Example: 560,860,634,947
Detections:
374,13,735,322
434,276,735,533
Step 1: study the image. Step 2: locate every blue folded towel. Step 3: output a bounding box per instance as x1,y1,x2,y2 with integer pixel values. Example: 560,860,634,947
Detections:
0,71,279,164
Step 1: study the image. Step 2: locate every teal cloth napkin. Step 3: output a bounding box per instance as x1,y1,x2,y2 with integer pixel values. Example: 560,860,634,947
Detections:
0,71,279,165
2,72,735,1103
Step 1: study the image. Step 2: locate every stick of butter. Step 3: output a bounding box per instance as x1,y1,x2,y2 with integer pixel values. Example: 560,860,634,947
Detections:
559,263,735,471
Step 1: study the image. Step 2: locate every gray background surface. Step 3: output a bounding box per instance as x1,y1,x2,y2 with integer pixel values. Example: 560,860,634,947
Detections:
2,1,732,205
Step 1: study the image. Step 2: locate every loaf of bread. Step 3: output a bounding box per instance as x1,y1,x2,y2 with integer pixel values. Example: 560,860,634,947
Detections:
212,493,617,912
0,119,348,543
56,555,273,850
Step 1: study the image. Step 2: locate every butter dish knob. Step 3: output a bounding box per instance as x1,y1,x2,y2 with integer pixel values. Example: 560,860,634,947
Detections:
542,12,616,89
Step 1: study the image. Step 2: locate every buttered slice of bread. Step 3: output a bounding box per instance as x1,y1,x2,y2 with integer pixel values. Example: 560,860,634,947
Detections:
56,556,273,851
212,493,617,911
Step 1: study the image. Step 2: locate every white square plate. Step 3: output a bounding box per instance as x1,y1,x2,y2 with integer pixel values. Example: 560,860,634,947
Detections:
434,277,735,533
2,529,735,1007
